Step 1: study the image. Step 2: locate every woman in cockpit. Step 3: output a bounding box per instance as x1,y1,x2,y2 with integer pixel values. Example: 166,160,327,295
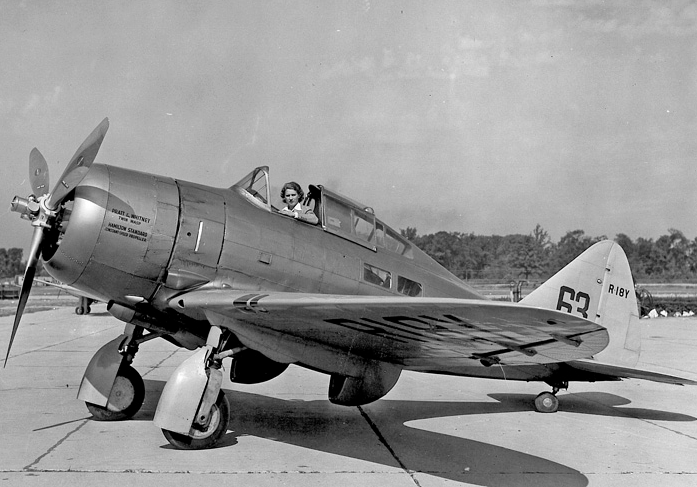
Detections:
279,182,318,225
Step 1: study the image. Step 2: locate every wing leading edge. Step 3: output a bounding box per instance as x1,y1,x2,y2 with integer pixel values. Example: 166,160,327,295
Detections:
171,290,609,369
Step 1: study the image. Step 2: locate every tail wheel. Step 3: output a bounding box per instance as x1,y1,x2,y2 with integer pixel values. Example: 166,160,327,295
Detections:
534,391,559,413
86,364,145,421
162,390,230,450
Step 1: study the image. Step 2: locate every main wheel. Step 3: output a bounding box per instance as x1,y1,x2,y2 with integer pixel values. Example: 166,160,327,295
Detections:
162,391,230,450
534,391,559,413
86,364,145,421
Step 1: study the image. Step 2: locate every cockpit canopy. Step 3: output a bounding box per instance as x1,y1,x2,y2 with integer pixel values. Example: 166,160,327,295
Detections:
231,166,412,257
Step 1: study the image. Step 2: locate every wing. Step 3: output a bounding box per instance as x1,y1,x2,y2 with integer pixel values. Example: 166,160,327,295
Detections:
171,290,609,370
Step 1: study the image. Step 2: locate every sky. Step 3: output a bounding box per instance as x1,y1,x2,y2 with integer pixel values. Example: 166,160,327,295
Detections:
2,0,697,258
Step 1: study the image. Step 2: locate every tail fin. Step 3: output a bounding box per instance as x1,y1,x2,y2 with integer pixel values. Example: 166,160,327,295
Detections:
521,240,641,367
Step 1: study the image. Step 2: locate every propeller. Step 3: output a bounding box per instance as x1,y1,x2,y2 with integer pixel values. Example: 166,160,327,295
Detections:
4,227,44,367
5,118,109,367
29,148,49,197
47,117,109,210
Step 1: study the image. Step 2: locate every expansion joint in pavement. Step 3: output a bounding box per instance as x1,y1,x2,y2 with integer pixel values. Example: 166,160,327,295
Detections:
24,418,89,471
140,349,180,377
357,405,422,487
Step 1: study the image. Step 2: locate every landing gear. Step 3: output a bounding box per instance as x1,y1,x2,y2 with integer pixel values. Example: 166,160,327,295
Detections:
75,305,91,315
86,364,145,421
155,325,234,450
534,381,567,413
75,297,94,315
79,325,157,421
162,391,230,450
534,391,559,413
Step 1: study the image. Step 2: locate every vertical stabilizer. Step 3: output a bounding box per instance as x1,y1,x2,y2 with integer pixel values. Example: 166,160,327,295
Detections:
521,241,641,367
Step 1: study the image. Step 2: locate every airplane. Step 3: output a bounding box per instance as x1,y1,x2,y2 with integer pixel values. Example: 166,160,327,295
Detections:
6,118,695,450
34,278,101,315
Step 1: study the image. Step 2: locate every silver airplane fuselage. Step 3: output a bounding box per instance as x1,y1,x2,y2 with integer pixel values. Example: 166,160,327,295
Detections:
45,164,482,325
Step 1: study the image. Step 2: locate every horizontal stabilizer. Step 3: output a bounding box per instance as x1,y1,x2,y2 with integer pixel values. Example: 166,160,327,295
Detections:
522,240,641,368
568,360,697,386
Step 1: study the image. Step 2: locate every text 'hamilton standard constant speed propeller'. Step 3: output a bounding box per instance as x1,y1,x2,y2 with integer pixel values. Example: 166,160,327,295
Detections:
5,118,109,367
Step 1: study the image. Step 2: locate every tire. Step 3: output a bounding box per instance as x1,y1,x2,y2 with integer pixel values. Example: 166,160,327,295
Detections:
86,364,145,421
534,392,559,413
162,391,230,450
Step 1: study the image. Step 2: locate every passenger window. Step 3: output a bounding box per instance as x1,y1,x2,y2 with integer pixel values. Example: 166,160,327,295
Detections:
363,263,392,289
398,276,422,297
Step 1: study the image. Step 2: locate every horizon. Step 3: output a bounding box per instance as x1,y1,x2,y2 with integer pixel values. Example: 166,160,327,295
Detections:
2,2,697,257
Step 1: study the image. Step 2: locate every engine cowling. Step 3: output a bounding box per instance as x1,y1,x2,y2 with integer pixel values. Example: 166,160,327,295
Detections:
43,164,180,303
229,349,289,384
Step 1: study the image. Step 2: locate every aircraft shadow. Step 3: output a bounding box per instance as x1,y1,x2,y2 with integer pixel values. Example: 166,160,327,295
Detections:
488,392,696,422
131,379,600,487
129,380,695,486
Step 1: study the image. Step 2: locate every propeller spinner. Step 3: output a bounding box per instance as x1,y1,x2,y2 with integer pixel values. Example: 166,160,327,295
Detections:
5,118,109,366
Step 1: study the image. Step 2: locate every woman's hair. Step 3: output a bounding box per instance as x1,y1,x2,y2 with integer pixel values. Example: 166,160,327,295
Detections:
281,181,304,201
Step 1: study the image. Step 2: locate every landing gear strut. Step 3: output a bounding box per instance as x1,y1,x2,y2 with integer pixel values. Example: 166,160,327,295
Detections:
534,381,567,413
156,326,233,450
79,324,158,422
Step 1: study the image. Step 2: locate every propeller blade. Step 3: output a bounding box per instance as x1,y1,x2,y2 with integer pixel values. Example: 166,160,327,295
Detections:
29,148,50,197
4,226,44,367
47,117,109,210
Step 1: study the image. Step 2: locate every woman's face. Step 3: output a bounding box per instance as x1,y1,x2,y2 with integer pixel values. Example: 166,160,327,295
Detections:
284,188,300,208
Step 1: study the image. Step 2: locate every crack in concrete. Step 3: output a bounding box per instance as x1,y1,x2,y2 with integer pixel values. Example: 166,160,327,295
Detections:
140,349,180,378
24,419,89,471
358,405,423,487
6,324,122,362
639,418,697,442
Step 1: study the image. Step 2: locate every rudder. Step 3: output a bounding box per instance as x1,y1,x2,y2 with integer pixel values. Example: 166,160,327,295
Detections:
521,240,641,367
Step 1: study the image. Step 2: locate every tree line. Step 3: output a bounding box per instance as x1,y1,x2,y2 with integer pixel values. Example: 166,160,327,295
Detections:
0,248,23,279
401,226,697,283
2,225,696,282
